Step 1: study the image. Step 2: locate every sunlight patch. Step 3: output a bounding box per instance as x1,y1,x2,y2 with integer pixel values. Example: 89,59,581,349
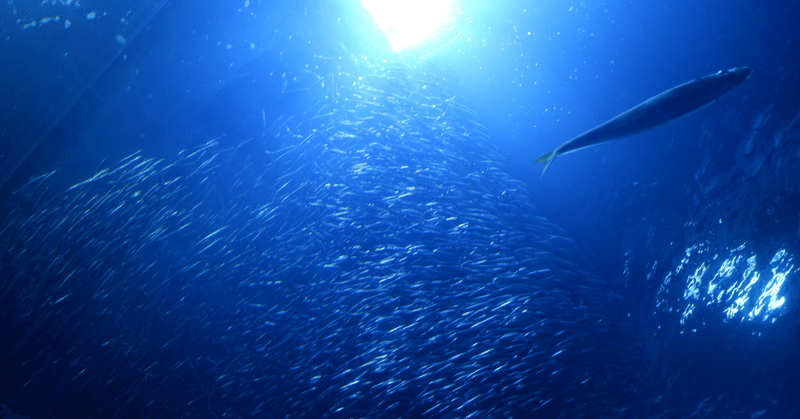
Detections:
665,243,793,326
359,0,455,53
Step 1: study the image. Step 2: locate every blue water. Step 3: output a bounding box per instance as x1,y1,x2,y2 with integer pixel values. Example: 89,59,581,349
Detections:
2,1,799,418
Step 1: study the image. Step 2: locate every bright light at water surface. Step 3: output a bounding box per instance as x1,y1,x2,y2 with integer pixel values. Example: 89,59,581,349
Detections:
359,0,455,53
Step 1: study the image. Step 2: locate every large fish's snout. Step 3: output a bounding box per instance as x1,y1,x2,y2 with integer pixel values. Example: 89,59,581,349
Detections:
732,66,753,78
726,66,753,83
711,66,752,87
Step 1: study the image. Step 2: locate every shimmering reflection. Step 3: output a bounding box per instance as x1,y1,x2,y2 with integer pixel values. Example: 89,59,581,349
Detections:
659,242,791,325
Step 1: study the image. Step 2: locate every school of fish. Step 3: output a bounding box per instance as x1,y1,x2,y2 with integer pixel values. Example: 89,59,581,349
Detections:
0,63,643,418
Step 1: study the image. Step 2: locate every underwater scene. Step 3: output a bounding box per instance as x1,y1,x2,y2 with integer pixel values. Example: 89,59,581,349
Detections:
2,0,800,418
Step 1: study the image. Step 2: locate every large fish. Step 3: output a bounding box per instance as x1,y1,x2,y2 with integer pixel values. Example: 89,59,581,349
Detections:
534,67,752,175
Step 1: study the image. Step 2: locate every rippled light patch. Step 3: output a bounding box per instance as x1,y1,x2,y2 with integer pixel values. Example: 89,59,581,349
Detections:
749,249,790,321
666,243,793,325
359,0,455,53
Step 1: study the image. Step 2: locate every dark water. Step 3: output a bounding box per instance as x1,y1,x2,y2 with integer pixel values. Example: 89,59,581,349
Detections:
2,1,799,418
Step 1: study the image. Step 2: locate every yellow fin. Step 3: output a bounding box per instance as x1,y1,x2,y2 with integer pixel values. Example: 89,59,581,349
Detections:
534,150,558,177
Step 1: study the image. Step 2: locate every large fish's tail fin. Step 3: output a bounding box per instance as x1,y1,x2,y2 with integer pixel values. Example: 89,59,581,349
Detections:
534,149,558,177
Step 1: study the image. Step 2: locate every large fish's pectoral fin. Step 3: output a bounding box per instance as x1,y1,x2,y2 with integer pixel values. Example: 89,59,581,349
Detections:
534,149,558,177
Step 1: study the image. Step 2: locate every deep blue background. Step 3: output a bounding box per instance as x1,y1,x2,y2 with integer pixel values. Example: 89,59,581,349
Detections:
2,0,800,417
